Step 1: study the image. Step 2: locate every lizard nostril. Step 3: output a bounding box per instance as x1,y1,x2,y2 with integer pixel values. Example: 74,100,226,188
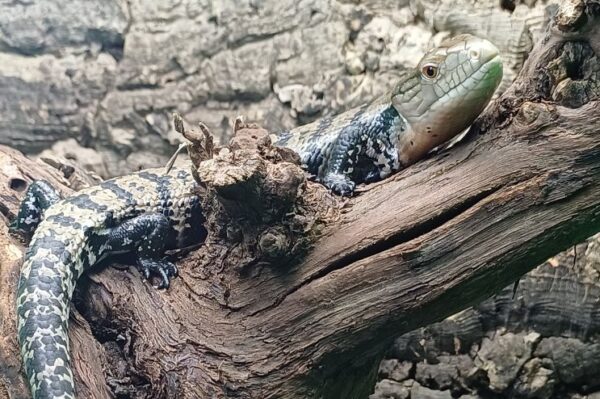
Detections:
470,49,480,60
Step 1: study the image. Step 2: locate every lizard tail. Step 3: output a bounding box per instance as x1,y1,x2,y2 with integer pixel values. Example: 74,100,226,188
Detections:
17,243,79,399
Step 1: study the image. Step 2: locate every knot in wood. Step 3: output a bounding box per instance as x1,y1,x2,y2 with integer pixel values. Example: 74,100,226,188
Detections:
515,102,553,127
190,121,309,227
258,227,291,259
8,177,26,192
264,163,306,205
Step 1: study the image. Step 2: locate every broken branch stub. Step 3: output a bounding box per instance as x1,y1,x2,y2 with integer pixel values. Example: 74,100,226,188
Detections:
182,119,339,268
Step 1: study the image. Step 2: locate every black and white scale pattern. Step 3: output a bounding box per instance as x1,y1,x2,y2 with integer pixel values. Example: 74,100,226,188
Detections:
277,102,406,195
14,167,204,399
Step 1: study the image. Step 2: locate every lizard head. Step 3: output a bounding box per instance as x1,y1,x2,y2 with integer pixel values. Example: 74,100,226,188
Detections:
391,34,503,164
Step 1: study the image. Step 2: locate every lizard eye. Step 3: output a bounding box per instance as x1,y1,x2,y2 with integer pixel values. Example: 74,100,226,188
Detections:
421,64,438,79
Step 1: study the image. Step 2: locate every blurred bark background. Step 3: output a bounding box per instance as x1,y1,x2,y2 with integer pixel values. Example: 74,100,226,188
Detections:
0,0,554,176
4,0,600,398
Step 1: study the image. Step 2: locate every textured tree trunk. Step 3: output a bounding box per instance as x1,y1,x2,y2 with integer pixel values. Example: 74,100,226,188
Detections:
2,1,600,398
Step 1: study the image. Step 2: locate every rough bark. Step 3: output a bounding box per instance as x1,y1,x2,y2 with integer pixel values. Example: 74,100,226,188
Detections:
372,240,600,399
2,1,600,398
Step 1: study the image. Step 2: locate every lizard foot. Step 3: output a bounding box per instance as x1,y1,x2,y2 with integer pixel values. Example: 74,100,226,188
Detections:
323,173,356,196
137,258,178,289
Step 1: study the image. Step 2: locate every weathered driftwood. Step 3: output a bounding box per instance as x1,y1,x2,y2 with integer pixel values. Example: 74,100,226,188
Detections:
373,243,600,398
1,0,600,398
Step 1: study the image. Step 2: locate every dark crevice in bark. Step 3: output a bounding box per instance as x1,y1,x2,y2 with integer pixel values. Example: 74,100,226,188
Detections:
262,184,505,315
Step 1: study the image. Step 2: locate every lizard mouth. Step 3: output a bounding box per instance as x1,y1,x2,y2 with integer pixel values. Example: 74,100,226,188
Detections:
476,39,501,66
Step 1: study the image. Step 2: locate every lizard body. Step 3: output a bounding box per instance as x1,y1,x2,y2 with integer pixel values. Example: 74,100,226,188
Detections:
277,34,503,195
12,34,502,399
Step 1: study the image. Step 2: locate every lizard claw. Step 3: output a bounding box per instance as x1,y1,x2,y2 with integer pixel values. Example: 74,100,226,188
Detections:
323,173,356,196
137,259,178,289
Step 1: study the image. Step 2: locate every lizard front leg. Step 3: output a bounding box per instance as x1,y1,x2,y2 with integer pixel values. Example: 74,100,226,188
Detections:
103,213,178,289
319,129,363,196
10,180,62,238
315,107,402,196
